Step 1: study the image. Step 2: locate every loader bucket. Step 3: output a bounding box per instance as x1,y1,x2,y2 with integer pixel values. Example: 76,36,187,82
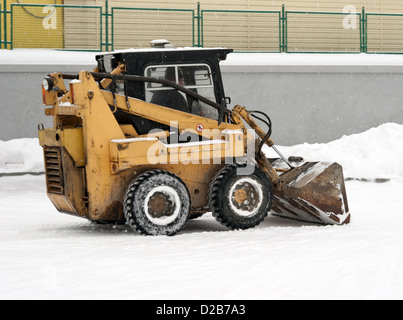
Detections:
271,162,350,225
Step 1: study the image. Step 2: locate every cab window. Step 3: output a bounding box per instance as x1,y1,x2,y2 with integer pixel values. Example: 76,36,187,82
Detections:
145,64,218,120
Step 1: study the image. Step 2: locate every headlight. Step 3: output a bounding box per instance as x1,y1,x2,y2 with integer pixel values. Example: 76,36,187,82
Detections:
42,77,54,92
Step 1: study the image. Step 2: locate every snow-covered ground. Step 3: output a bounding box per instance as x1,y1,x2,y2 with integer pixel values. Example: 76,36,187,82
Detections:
1,123,403,299
1,48,403,300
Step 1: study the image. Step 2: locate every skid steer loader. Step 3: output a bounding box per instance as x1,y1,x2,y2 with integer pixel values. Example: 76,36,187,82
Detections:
38,44,350,235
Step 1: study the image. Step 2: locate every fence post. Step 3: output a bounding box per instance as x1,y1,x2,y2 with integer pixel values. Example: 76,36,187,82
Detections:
194,1,201,47
4,0,12,50
361,6,367,53
2,0,7,49
200,3,204,47
102,0,113,51
105,0,109,51
0,1,2,49
281,4,286,52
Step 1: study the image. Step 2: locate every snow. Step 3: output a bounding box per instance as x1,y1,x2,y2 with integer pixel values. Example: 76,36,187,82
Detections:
292,162,333,185
1,49,403,299
264,122,403,180
222,52,403,67
0,175,402,299
111,137,158,143
1,123,403,299
0,138,43,175
2,122,402,180
0,49,95,66
3,48,403,67
164,139,227,149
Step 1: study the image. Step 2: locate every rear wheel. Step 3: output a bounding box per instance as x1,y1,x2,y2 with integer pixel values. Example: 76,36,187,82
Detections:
124,170,190,236
208,164,272,230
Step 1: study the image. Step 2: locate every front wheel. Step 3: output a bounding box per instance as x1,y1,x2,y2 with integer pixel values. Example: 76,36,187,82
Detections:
124,170,190,236
208,164,272,230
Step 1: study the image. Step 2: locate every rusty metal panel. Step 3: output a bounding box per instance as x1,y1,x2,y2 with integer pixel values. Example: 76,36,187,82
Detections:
271,162,351,225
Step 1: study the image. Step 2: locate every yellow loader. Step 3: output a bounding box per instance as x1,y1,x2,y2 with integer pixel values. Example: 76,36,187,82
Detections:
38,46,350,235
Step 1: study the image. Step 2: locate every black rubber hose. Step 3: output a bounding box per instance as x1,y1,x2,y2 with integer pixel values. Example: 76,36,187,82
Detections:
248,110,273,153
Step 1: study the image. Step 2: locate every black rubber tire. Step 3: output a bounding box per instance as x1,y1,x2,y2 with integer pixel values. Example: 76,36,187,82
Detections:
208,164,272,230
189,212,206,220
123,170,190,236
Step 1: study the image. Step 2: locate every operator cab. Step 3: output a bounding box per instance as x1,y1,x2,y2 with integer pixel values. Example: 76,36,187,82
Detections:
95,45,233,135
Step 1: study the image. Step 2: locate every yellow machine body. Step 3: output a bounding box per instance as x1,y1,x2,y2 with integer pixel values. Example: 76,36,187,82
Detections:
39,71,247,222
38,51,350,234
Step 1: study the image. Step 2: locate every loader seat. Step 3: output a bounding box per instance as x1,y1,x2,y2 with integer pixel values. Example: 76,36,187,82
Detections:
150,89,189,113
147,67,189,113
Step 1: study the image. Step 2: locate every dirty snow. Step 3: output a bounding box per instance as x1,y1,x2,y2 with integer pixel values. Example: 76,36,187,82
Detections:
1,123,403,300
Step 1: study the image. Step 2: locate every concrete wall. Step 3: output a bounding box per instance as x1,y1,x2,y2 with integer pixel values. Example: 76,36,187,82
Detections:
221,62,403,145
0,63,94,142
1,58,403,146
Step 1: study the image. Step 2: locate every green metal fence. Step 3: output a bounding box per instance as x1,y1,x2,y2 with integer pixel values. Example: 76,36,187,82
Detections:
0,3,2,49
1,1,11,49
201,9,281,53
366,13,403,54
284,11,362,53
111,7,195,51
10,3,102,51
3,1,403,53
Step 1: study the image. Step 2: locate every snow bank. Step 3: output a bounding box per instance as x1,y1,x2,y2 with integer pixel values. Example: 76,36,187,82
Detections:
264,123,403,180
0,49,95,66
1,123,402,179
223,52,403,67
3,49,403,67
0,138,43,174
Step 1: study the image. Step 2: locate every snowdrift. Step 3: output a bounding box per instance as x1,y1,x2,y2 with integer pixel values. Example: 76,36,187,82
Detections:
264,122,403,180
1,123,402,179
0,138,44,174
